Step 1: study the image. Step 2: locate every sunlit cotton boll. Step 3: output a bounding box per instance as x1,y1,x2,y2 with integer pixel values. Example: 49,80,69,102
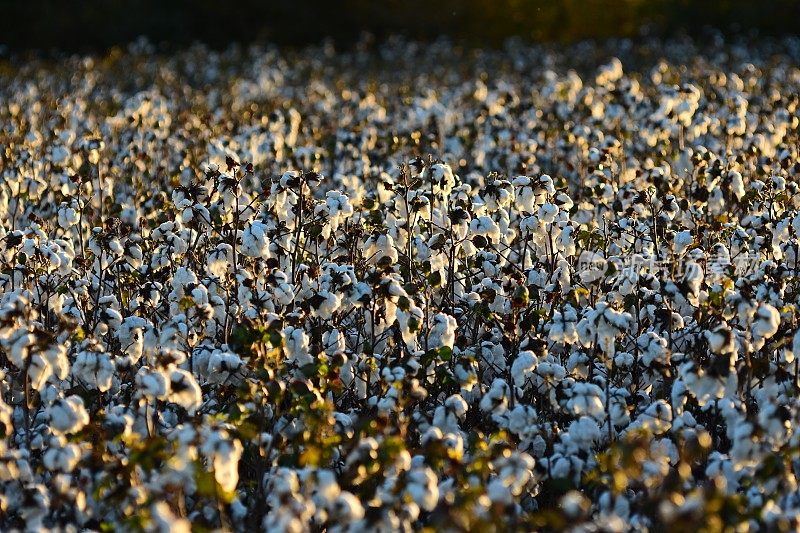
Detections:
48,396,90,435
240,220,271,259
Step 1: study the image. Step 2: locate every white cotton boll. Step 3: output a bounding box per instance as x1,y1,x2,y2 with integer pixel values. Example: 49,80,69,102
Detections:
57,205,80,229
632,400,673,435
674,230,693,256
240,220,271,259
48,396,90,435
566,382,605,420
72,351,114,392
429,163,456,196
404,467,439,512
212,439,243,493
43,438,81,472
704,325,736,355
637,331,670,366
283,326,312,367
9,332,34,368
332,492,365,522
567,416,601,450
469,216,501,242
427,313,457,350
729,170,745,200
549,307,579,344
206,349,243,383
108,238,124,256
172,267,198,298
512,176,536,213
150,501,191,533
367,233,398,265
577,251,606,284
311,290,341,320
561,491,590,519
206,244,232,278
511,351,538,388
273,282,296,306
480,378,510,415
322,328,345,355
397,305,424,348
168,369,202,414
751,303,780,349
135,367,170,400
538,202,559,224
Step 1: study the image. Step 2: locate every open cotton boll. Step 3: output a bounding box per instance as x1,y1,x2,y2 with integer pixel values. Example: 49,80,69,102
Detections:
366,233,398,265
705,325,736,355
674,230,694,256
309,290,341,320
427,313,456,350
510,351,538,389
150,502,191,533
404,467,439,512
201,436,243,494
206,349,243,384
48,396,90,435
135,367,170,400
322,328,345,355
57,204,80,229
751,304,780,350
241,220,271,259
283,326,312,367
42,437,81,472
480,378,510,416
72,350,114,392
168,369,202,414
469,216,501,243
549,307,579,344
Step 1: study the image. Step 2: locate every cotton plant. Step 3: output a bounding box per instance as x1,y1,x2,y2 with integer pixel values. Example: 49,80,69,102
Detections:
1,34,800,533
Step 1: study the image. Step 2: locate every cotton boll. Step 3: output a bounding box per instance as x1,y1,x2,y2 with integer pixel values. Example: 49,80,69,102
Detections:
203,437,243,494
206,243,233,277
283,326,312,367
150,501,191,533
322,328,345,356
168,369,202,414
566,382,606,421
549,306,579,344
751,303,779,350
310,290,341,320
48,396,89,434
480,378,510,416
637,331,670,366
427,313,457,350
404,467,439,512
241,220,271,259
728,170,745,200
469,216,501,243
135,367,170,400
57,204,80,229
567,416,601,450
674,230,693,256
72,350,114,392
206,349,243,384
705,325,736,355
510,351,538,389
42,437,81,472
366,233,398,265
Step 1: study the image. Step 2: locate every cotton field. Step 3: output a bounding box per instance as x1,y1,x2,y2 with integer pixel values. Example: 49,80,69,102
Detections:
2,35,800,531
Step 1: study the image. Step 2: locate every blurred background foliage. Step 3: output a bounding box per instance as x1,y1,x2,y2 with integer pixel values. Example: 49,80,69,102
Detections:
1,0,799,53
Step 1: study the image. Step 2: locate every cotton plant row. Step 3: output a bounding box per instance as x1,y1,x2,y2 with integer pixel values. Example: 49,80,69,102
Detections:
1,34,800,532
